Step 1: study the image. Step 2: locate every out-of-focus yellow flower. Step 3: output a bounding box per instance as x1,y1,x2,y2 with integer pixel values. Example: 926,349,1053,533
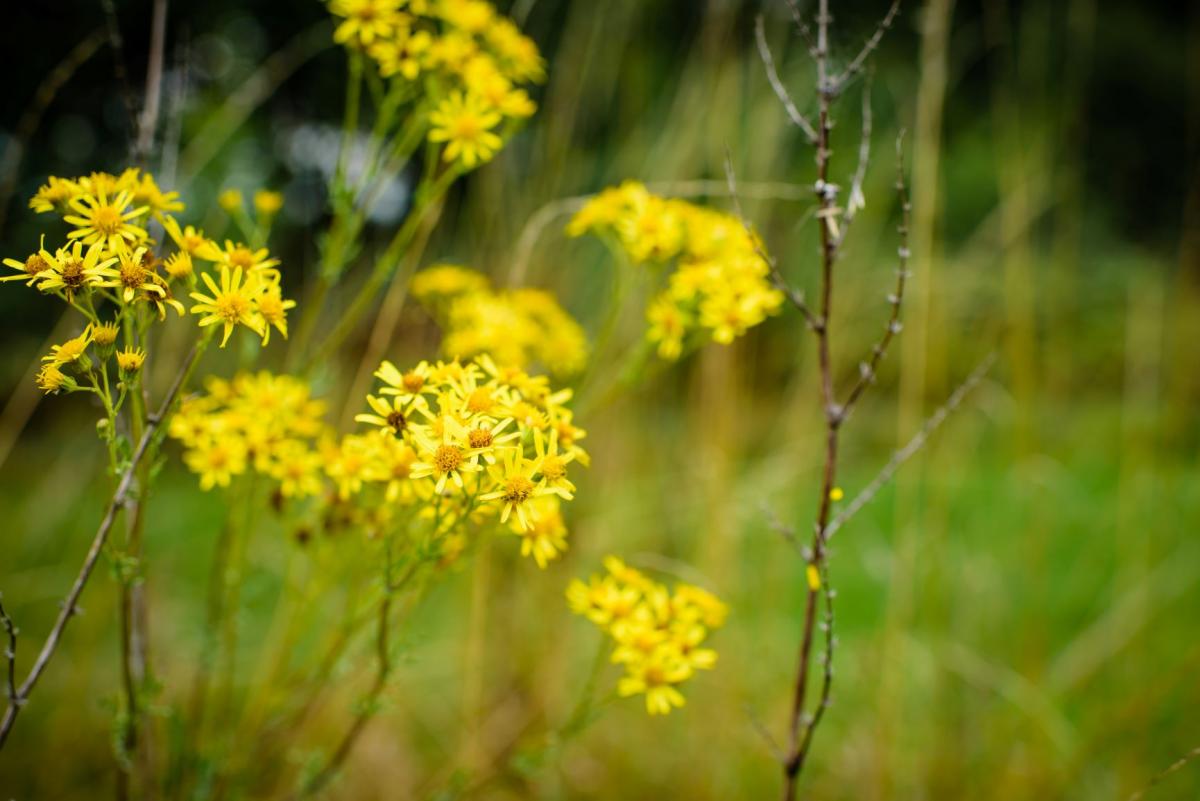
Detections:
330,0,406,48
411,265,588,378
253,190,284,217
428,91,503,169
217,188,244,214
569,181,784,361
567,557,726,716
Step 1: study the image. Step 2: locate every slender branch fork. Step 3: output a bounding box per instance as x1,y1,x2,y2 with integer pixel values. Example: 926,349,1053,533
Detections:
0,344,202,750
747,2,988,798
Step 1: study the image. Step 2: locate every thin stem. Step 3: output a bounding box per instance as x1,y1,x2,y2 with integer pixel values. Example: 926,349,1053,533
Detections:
0,341,205,749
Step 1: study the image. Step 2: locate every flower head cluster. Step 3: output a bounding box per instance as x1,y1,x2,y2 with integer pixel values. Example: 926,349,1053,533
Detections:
411,264,588,378
3,170,296,396
568,557,727,715
328,0,545,170
169,372,328,491
568,181,784,360
169,357,586,569
355,355,587,565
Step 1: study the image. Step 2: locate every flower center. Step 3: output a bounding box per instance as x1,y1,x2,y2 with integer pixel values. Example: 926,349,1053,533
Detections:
386,410,406,433
92,205,123,235
60,258,85,287
228,247,255,270
466,387,494,413
120,261,147,288
541,456,566,482
216,293,250,322
433,444,463,474
25,254,48,276
503,476,534,503
452,115,483,140
467,428,493,449
402,372,425,393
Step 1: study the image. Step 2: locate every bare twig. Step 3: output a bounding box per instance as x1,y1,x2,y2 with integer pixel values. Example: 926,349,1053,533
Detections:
724,154,819,329
833,78,874,250
755,14,819,144
0,597,16,709
832,0,902,93
839,132,909,418
826,351,997,542
0,344,203,750
746,702,788,764
1128,744,1200,801
783,0,820,60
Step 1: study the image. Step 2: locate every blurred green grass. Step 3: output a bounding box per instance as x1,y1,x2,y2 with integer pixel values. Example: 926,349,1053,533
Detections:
2,0,1198,798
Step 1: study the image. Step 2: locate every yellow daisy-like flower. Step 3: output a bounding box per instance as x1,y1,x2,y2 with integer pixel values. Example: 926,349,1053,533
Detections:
409,415,482,494
617,648,694,716
478,447,546,530
330,0,406,48
427,91,504,169
43,325,93,365
163,251,194,280
163,216,218,258
355,394,413,435
255,284,295,345
1,249,51,287
116,347,146,374
189,265,264,347
63,189,149,253
36,363,69,394
185,436,248,490
94,246,168,303
35,241,115,298
29,176,81,214
371,29,431,80
512,495,568,568
208,240,281,278
92,320,119,348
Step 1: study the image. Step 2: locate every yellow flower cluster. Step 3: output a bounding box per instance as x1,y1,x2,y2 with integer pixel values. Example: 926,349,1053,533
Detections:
568,557,727,715
169,372,328,491
2,170,296,394
568,181,784,360
168,357,587,569
328,0,545,169
411,264,588,378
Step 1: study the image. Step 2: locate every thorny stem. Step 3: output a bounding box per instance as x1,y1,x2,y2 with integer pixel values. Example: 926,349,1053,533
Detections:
0,342,205,750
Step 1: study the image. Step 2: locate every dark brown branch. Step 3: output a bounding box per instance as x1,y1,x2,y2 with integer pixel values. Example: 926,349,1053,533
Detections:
755,14,819,144
782,2,837,798
826,351,997,542
832,0,902,94
0,344,202,750
839,133,909,418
